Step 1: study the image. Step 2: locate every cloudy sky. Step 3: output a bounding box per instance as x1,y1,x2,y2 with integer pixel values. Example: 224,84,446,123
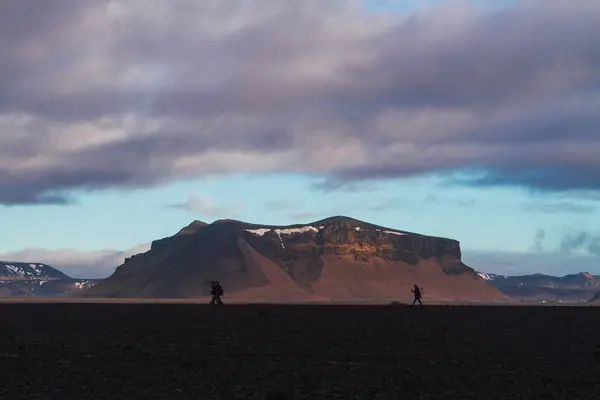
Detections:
1,0,599,278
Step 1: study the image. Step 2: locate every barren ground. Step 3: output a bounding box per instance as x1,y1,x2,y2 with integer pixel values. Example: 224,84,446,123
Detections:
1,304,599,399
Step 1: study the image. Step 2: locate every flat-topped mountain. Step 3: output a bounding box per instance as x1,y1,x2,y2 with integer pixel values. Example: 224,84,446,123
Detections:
83,216,506,302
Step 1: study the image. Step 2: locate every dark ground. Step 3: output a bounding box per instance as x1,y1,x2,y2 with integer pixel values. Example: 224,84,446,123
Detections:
1,304,600,399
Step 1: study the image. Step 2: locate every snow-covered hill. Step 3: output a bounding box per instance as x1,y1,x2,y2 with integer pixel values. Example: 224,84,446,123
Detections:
0,261,70,280
0,261,101,298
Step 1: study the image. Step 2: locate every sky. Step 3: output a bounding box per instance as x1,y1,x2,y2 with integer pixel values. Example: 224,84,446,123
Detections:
1,0,599,278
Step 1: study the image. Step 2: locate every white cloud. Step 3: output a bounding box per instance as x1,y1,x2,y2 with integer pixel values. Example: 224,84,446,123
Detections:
170,194,243,217
0,243,151,279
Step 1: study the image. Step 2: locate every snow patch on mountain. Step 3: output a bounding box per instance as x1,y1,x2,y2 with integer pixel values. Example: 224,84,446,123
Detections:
245,226,320,250
383,230,407,236
277,226,319,235
246,225,411,238
1,262,55,278
74,281,95,289
477,272,504,281
245,226,319,237
245,228,272,236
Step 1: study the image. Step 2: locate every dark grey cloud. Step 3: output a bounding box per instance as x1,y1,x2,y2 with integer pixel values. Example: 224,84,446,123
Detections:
2,0,600,204
559,232,600,257
532,229,546,252
522,201,597,214
456,165,600,193
526,190,600,204
310,179,381,193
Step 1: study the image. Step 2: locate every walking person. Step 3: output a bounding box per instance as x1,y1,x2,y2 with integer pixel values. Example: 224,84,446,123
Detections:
411,284,423,307
209,280,224,306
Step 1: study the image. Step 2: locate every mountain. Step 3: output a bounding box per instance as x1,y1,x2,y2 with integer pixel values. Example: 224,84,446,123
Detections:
83,216,507,302
0,261,98,298
477,272,600,302
0,261,70,280
589,292,600,303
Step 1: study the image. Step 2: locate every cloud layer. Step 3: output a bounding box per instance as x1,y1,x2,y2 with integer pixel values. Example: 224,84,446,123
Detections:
0,244,150,279
2,0,600,204
169,194,243,217
560,232,600,257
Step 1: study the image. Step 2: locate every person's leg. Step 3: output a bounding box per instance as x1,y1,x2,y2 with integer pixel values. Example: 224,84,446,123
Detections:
210,295,216,305
412,297,417,306
217,296,223,305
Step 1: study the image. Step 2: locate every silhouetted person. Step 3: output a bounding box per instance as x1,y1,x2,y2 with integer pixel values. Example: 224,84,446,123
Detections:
209,281,224,306
412,284,423,307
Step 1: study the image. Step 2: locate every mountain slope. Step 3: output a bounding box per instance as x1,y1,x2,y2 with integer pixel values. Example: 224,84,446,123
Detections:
478,272,600,302
83,216,507,302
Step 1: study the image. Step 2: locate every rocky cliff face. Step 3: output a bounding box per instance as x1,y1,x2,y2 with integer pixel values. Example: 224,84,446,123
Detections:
83,216,503,301
242,216,468,275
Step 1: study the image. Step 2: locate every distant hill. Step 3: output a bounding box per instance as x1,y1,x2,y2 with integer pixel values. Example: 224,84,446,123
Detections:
83,216,507,302
477,272,600,302
0,261,98,298
0,261,70,280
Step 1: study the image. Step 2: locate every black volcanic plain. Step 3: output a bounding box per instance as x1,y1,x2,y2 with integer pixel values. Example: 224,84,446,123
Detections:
1,303,599,399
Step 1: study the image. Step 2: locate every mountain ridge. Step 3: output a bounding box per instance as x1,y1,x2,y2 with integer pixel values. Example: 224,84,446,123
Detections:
208,215,457,241
477,271,600,302
0,261,98,298
3,226,599,302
